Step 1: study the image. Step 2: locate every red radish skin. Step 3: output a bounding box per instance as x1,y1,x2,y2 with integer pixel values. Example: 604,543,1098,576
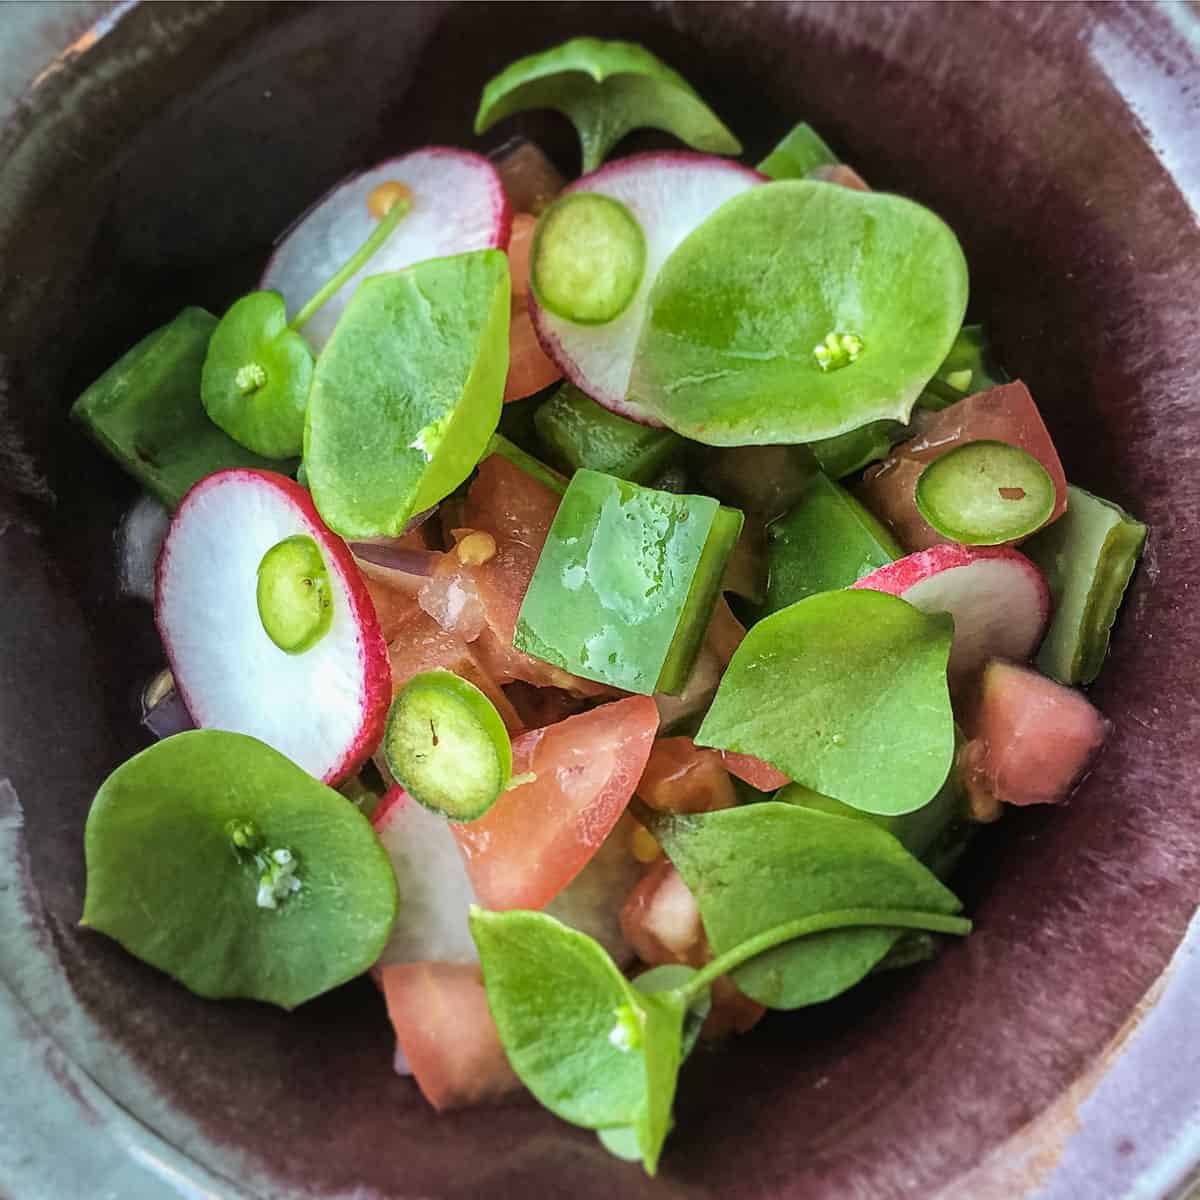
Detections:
530,152,763,423
505,213,563,402
857,381,1069,551
380,962,521,1111
637,737,737,814
452,695,660,911
851,544,1051,684
262,147,512,351
155,469,390,785
962,660,1109,808
720,751,791,793
620,860,707,968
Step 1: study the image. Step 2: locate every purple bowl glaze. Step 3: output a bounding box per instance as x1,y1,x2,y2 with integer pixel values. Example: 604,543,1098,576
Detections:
0,3,1198,1198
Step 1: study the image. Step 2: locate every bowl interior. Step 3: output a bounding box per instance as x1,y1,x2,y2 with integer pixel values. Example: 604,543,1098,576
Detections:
1,3,1198,1197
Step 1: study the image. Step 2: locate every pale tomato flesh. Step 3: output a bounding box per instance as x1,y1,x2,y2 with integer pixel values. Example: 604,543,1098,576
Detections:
380,962,520,1111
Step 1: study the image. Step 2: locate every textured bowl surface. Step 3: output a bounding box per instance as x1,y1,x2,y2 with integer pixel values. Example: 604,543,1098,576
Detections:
1,3,1198,1198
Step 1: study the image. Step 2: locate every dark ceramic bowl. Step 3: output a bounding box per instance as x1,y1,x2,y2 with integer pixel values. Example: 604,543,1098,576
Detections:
2,3,1199,1197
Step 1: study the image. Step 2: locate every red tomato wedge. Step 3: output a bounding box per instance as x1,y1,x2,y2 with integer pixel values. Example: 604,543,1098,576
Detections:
720,751,791,793
504,214,562,402
857,381,1068,552
637,737,737,814
453,695,660,910
380,962,521,1111
620,860,707,968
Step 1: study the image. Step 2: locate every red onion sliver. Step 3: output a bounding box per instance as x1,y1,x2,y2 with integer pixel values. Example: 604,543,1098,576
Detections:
142,688,195,740
350,543,440,576
404,505,437,535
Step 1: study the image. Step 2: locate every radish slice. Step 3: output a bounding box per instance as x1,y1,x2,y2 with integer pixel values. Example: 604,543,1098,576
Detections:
261,148,512,351
371,788,481,967
530,152,762,423
156,469,390,784
851,544,1051,683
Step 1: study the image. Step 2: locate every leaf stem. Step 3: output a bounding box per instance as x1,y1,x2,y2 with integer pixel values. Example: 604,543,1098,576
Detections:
289,199,411,334
679,908,972,1002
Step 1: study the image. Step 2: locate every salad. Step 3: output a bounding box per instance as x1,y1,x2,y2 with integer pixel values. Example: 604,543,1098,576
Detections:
71,38,1147,1175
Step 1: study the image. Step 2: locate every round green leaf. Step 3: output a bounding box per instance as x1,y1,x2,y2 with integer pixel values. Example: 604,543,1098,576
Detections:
303,251,510,538
82,730,399,1009
201,291,314,458
475,37,742,173
695,589,955,815
629,181,969,445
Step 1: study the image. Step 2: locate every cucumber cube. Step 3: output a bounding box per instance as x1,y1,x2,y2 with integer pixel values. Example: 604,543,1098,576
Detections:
71,307,290,507
761,472,899,617
515,469,743,694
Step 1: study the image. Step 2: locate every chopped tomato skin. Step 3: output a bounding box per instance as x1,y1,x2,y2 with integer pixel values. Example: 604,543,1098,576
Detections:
700,975,767,1041
380,962,521,1111
857,381,1068,552
453,695,659,910
720,751,790,793
638,737,737,813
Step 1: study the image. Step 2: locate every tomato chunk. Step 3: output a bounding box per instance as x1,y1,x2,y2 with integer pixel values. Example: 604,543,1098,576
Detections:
380,962,521,1111
720,751,790,793
638,737,737,813
453,695,659,910
620,860,707,968
505,213,562,402
961,659,1109,808
857,381,1068,551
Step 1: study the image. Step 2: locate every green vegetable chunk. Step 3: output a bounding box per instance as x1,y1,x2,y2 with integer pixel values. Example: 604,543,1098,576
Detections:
640,802,966,1008
201,291,315,458
304,251,511,538
915,439,1056,545
918,324,1008,410
470,907,687,1174
475,37,742,174
1024,484,1147,684
383,670,512,821
696,590,955,815
81,731,399,1009
807,419,908,479
629,181,969,445
531,193,647,325
757,122,838,179
256,534,333,654
534,383,684,484
71,308,289,507
515,468,744,694
761,472,899,617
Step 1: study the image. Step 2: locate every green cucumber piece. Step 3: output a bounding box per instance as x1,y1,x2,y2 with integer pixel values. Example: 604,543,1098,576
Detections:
383,670,512,821
757,122,838,179
534,383,684,484
531,193,647,325
515,469,743,695
71,308,291,507
761,472,899,617
915,440,1056,545
81,730,398,1009
1024,484,1147,684
918,324,1008,411
256,535,333,654
807,419,908,479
